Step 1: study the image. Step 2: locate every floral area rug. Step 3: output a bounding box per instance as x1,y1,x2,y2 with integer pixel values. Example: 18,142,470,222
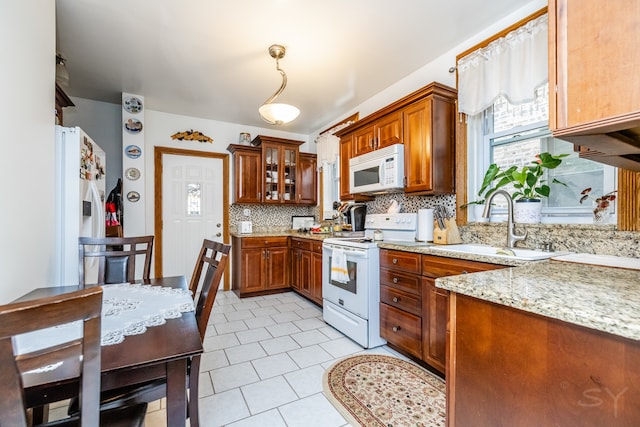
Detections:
322,354,446,427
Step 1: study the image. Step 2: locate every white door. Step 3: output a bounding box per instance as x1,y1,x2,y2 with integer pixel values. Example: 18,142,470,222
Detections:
162,154,224,284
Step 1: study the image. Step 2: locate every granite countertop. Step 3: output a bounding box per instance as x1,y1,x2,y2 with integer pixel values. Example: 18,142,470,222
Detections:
436,260,640,342
231,230,328,241
377,242,531,267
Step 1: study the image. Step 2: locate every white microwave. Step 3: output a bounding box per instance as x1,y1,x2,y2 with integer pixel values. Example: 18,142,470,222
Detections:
349,143,405,194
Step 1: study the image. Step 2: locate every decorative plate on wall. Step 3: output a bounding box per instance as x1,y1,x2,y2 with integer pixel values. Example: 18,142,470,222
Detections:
126,191,140,203
124,118,143,134
123,96,143,113
125,167,141,181
125,145,142,159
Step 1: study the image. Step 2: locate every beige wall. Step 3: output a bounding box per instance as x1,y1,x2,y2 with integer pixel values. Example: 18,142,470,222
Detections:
0,2,56,303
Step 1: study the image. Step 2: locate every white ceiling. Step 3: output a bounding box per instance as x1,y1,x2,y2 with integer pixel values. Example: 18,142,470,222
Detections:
56,0,534,134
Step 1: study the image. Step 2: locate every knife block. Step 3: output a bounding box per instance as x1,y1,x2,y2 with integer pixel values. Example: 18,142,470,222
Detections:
432,219,462,245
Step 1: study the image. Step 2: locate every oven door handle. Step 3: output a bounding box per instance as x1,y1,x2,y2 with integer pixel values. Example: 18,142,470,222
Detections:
323,245,369,258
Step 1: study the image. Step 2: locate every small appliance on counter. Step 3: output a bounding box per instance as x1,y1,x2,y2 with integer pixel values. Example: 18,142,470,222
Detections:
239,221,253,234
343,203,367,232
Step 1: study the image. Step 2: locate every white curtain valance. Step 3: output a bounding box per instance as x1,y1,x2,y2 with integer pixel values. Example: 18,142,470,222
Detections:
316,133,340,167
457,13,548,116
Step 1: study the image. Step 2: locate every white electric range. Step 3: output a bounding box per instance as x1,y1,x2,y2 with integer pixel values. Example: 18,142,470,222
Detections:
322,213,417,348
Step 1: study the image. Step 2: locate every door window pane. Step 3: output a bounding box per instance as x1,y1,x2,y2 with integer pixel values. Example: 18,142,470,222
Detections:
187,183,201,216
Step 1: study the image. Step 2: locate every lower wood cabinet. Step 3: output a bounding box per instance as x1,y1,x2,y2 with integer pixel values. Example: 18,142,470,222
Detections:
232,236,290,297
291,237,323,306
449,293,640,426
380,249,505,376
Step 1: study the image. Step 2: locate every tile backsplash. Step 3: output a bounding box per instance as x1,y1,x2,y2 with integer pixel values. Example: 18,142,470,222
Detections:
230,192,639,259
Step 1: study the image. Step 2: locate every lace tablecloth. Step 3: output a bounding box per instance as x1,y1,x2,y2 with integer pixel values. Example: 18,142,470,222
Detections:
15,283,195,356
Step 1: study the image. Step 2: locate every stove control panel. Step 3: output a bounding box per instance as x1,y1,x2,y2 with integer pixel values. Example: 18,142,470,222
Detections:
365,213,417,231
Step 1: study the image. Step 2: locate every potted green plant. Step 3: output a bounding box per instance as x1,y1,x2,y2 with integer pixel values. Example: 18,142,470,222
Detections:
499,152,569,223
461,164,502,222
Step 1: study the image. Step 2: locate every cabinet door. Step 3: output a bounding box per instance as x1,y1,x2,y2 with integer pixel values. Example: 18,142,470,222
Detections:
339,135,354,200
299,250,312,297
403,97,455,194
263,143,281,204
240,248,266,294
550,0,640,131
311,250,323,305
403,98,433,193
282,145,299,204
422,277,448,374
353,126,375,156
375,111,402,149
291,247,302,291
265,246,290,290
298,153,317,205
233,149,262,203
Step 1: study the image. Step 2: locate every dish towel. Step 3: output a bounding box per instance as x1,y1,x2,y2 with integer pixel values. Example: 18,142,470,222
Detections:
330,248,351,284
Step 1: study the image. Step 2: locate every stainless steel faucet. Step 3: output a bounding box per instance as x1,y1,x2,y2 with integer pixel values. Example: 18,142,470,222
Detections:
483,190,527,248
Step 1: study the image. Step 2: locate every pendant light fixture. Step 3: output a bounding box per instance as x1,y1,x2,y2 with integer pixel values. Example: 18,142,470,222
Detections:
258,44,300,125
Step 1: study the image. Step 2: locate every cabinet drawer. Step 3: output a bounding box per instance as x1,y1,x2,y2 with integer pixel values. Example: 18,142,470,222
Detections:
380,303,422,359
380,249,421,274
242,236,289,248
381,285,421,316
421,254,503,278
380,268,421,295
291,238,312,251
312,241,323,253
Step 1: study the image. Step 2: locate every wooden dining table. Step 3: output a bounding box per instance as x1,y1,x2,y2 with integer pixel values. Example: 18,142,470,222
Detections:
14,276,203,426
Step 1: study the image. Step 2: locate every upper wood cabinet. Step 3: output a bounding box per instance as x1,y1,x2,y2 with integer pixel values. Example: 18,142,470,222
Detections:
403,88,456,194
549,0,640,171
339,134,373,202
352,111,403,156
336,82,458,197
227,145,262,204
227,136,317,205
298,153,318,205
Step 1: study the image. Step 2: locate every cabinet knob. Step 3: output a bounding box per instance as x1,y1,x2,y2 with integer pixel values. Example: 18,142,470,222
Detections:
392,296,400,303
392,326,401,333
392,277,398,284
216,232,221,237
392,259,398,264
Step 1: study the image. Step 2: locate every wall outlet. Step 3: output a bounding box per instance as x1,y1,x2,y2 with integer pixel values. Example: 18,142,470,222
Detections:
243,208,250,217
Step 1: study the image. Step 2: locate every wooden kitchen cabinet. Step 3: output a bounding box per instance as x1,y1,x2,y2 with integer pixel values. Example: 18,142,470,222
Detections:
297,153,317,205
339,134,373,202
291,237,323,306
227,136,317,205
549,0,640,170
352,111,402,157
403,87,457,195
448,293,640,426
379,249,423,359
336,82,457,196
227,145,262,204
379,249,504,376
232,236,290,297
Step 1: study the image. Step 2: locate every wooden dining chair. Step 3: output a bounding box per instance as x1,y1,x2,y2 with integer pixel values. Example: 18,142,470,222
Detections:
0,287,147,427
78,235,154,286
69,239,231,426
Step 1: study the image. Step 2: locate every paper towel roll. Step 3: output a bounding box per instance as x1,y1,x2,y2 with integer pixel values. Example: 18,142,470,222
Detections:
417,209,434,242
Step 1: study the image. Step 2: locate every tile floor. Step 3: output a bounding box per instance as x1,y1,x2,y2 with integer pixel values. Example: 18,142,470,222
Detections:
139,290,415,427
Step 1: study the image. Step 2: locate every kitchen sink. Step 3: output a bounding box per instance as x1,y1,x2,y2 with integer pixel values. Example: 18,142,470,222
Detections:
428,243,562,261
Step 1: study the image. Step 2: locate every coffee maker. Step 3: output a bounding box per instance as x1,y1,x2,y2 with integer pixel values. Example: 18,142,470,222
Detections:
344,204,367,232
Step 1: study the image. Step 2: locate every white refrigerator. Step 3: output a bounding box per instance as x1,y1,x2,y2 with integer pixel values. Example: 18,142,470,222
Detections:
55,125,106,286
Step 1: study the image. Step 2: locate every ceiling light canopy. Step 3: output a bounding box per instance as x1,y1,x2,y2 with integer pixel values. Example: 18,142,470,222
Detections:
258,45,300,125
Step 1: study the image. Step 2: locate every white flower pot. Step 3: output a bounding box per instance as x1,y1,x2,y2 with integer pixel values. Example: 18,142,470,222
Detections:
513,199,542,224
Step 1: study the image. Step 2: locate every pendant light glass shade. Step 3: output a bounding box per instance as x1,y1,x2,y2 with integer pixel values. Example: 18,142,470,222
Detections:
259,45,300,125
259,103,300,125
